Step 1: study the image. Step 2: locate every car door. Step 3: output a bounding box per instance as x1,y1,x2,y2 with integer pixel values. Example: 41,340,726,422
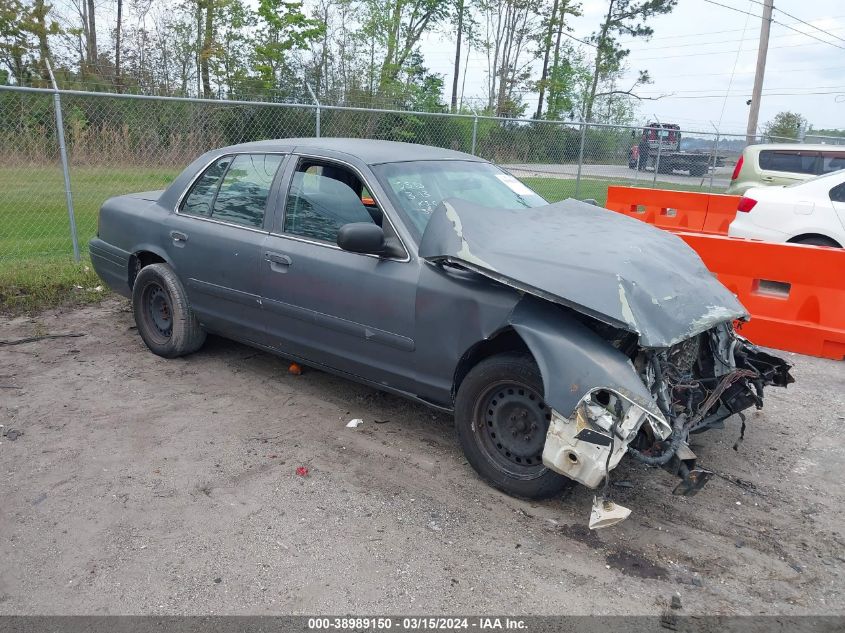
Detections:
165,152,287,344
259,154,420,394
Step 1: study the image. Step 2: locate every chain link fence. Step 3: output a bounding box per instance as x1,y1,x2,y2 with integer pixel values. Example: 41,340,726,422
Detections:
2,84,842,266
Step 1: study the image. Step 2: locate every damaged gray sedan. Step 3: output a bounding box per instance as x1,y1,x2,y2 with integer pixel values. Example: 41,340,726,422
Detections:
90,139,793,524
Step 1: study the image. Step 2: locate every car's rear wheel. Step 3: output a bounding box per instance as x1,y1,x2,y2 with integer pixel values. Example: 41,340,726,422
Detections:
132,263,206,358
791,235,841,248
455,353,574,499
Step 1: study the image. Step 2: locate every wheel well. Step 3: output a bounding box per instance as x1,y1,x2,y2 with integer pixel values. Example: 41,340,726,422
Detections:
787,233,842,247
452,328,536,401
128,251,166,289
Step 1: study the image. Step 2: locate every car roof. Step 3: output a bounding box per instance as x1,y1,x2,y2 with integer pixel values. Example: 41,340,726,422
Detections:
218,138,485,165
745,143,845,152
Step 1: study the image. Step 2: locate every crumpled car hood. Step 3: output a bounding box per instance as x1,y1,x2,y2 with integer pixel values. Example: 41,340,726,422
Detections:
418,198,747,348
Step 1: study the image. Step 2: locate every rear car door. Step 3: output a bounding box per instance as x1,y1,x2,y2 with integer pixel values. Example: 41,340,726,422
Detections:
259,155,419,394
165,152,286,343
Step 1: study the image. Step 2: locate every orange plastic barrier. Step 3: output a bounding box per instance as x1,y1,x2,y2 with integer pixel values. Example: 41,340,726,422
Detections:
605,186,741,236
676,232,845,360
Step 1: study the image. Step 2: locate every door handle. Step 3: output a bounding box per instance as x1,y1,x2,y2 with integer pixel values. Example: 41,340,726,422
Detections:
170,230,188,243
264,252,292,266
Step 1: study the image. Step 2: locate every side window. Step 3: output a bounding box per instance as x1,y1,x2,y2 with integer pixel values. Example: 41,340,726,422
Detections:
820,152,845,174
758,150,819,175
283,161,377,243
211,154,283,229
830,183,845,203
181,156,232,217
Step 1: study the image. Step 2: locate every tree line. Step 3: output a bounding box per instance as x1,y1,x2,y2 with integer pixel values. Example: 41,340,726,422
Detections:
1,0,677,123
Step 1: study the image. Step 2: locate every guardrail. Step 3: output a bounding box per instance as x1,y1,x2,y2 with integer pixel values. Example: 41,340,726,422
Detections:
605,186,740,235
675,233,845,360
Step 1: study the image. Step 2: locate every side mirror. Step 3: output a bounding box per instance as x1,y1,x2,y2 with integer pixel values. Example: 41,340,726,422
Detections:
337,222,387,255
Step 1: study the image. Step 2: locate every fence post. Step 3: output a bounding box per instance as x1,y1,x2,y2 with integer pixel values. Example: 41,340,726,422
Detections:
709,132,720,193
46,60,80,262
471,115,478,155
574,122,586,199
306,82,320,138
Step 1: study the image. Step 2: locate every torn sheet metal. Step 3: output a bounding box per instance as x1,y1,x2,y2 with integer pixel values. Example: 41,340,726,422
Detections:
419,198,747,348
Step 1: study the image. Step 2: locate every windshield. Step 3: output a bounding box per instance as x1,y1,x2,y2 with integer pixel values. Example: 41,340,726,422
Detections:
373,160,547,240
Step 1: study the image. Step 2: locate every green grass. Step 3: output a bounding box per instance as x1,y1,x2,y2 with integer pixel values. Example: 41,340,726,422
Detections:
522,176,711,206
0,256,107,314
1,166,177,313
0,166,708,313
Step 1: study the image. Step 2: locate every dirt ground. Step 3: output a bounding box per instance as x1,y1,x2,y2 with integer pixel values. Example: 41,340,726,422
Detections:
1,298,843,616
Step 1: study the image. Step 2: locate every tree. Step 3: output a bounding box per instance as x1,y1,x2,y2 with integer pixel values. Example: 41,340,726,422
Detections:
481,0,542,117
0,0,59,85
115,0,122,90
763,111,807,141
85,0,96,66
534,0,580,119
253,0,323,95
199,0,214,98
584,0,676,122
368,0,450,97
544,42,589,120
210,0,255,98
449,0,464,112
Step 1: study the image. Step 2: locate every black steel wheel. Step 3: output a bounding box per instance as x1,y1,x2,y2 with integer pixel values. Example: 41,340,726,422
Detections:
141,282,173,345
455,353,574,499
132,263,206,358
474,380,551,479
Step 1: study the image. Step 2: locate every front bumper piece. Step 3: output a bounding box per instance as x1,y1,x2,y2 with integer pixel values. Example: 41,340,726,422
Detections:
541,389,670,489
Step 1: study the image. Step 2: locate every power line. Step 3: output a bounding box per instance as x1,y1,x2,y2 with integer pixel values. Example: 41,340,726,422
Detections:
627,38,839,61
619,22,845,48
618,16,845,42
718,0,753,131
745,0,845,44
656,63,845,79
701,0,845,50
626,24,845,50
635,84,845,95
641,90,845,99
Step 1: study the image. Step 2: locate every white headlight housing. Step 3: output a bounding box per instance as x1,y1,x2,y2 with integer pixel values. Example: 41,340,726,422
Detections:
542,388,670,488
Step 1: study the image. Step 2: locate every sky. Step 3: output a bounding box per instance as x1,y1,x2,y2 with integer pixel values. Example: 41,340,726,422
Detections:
419,0,845,135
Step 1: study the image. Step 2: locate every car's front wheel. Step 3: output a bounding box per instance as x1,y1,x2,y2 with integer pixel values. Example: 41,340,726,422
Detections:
455,353,574,499
132,263,206,358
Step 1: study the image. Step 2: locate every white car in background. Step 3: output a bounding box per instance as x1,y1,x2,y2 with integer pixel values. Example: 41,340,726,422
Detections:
728,169,845,248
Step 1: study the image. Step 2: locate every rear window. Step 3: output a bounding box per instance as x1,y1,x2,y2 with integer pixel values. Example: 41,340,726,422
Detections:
180,153,283,228
758,150,819,175
820,152,845,174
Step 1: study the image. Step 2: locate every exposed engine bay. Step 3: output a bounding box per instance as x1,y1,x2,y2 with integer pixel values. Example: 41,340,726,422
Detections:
541,322,794,525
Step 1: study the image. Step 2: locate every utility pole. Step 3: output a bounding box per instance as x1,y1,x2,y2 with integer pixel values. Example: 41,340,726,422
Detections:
746,0,774,143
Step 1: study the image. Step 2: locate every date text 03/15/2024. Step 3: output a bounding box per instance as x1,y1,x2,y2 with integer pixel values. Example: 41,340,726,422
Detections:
307,617,527,630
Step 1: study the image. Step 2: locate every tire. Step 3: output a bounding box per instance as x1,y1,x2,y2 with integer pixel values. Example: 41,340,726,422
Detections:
792,235,841,248
132,262,206,358
455,353,574,499
690,165,707,177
